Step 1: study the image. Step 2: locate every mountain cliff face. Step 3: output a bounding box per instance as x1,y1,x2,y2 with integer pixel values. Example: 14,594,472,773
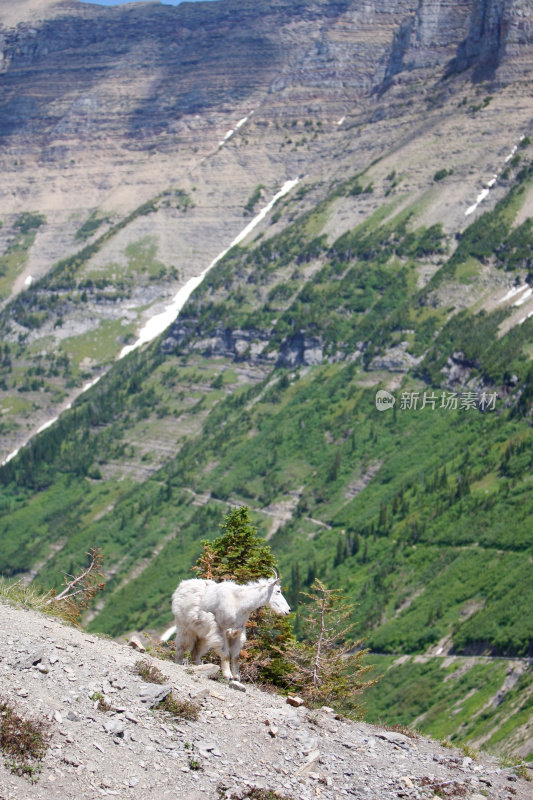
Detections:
449,0,533,79
1,0,533,758
1,0,531,157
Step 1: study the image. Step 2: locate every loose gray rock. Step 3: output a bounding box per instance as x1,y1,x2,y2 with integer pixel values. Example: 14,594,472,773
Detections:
189,686,210,700
300,735,319,755
103,719,126,737
190,664,220,678
297,749,320,776
198,741,221,758
110,676,127,689
375,730,412,748
138,682,172,707
19,646,45,668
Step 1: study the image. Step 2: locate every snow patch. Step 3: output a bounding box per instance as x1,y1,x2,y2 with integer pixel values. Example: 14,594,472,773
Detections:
218,113,253,148
337,116,345,126
81,376,102,394
118,273,207,359
2,179,300,467
519,310,533,324
498,284,530,304
513,287,532,307
1,374,104,465
464,136,526,217
465,188,490,216
118,178,300,360
36,416,59,436
218,129,234,147
2,447,19,465
2,178,300,466
505,144,518,163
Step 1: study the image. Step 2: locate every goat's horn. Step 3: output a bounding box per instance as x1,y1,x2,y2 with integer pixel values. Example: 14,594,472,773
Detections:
270,566,279,580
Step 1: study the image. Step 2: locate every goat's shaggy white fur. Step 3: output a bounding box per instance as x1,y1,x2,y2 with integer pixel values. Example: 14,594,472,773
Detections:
161,577,290,680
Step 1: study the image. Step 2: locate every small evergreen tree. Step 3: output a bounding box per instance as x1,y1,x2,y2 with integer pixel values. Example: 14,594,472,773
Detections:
193,506,295,685
333,534,345,567
280,579,378,718
289,562,302,609
328,449,341,483
305,559,317,586
194,505,277,582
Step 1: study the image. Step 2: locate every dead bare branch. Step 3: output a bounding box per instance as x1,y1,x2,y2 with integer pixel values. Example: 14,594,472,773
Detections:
46,548,105,622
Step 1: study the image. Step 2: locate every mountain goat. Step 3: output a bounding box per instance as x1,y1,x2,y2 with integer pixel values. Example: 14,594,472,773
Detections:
161,573,291,681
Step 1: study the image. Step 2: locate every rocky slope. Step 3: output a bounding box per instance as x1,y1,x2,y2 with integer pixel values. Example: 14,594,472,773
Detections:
0,600,531,800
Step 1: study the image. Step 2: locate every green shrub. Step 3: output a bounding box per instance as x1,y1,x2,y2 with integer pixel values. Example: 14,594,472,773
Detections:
134,659,167,684
433,168,453,181
75,212,107,241
244,185,265,214
13,212,45,234
159,694,199,721
218,786,295,800
0,698,50,781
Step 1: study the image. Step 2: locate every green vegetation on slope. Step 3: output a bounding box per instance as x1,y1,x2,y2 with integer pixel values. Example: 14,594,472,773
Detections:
0,212,45,300
0,156,532,755
363,654,533,759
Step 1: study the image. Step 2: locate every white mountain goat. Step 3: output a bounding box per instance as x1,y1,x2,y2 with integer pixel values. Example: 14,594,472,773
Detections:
161,572,291,681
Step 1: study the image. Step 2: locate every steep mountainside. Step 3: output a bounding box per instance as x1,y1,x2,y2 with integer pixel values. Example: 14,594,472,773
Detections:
1,0,533,457
0,0,533,758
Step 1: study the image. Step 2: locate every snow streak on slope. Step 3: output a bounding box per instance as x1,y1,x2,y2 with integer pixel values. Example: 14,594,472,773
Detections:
465,188,490,216
498,285,531,304
2,376,103,465
513,287,533,307
218,111,254,148
465,137,526,217
118,178,299,359
1,179,300,466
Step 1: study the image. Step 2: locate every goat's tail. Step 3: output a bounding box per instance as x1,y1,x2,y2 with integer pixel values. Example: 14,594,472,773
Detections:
160,624,176,643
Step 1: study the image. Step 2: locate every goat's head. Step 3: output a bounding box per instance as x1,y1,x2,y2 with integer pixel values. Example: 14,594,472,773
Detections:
267,575,291,615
